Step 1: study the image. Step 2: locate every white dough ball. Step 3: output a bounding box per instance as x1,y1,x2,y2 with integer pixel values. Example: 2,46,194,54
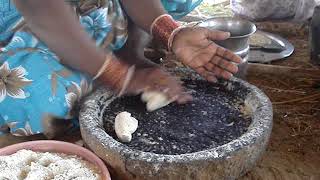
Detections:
114,112,138,143
141,91,171,112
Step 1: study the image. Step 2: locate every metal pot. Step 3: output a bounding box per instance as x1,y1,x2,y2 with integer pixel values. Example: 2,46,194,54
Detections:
197,17,257,60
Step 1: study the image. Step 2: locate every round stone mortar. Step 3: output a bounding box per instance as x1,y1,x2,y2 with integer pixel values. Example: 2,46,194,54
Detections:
79,70,273,180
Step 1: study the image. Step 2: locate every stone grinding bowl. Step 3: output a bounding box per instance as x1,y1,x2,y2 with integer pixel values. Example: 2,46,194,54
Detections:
79,71,273,180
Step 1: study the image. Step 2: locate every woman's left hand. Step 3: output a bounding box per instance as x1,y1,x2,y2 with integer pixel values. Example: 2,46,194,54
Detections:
172,27,242,82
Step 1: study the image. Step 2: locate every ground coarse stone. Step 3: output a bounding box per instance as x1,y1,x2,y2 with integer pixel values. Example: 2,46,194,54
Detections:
103,80,251,155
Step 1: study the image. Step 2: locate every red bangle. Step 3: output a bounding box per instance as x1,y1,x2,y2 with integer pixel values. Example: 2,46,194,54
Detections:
151,14,180,50
97,57,130,94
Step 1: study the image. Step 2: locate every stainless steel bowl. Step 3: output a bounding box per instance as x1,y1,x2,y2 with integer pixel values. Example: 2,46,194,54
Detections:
198,17,257,59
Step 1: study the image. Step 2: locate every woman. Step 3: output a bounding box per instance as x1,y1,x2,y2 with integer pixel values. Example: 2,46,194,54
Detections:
0,0,241,139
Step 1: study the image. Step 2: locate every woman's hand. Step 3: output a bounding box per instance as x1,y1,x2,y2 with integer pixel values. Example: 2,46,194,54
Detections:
125,67,192,104
172,27,242,82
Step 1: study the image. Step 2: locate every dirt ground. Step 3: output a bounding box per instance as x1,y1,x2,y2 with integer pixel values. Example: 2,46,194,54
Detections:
239,22,320,180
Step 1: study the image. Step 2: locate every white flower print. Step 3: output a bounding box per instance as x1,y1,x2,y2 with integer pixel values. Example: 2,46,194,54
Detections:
12,121,34,136
0,121,18,133
0,62,32,103
65,78,92,108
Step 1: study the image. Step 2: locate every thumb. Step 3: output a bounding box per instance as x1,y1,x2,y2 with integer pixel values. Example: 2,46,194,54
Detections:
206,29,231,41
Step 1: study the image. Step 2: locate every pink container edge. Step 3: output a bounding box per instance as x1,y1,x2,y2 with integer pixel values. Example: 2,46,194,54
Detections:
0,140,111,180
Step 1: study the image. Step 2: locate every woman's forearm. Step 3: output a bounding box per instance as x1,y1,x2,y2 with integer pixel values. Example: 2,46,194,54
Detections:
120,0,180,51
13,0,106,76
119,0,167,33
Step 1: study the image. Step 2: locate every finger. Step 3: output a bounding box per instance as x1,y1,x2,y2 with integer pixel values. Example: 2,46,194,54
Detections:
147,85,173,94
205,29,231,41
210,55,239,74
216,46,242,63
125,85,145,95
171,85,193,104
195,67,218,83
152,78,184,100
176,93,193,104
209,63,233,80
145,86,180,105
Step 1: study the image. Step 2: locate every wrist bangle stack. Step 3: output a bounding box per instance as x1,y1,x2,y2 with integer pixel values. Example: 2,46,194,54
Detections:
150,14,180,51
93,53,113,80
96,55,133,96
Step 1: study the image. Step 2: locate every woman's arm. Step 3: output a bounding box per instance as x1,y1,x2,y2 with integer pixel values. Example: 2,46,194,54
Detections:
120,0,242,82
119,0,166,32
13,0,190,102
13,0,106,76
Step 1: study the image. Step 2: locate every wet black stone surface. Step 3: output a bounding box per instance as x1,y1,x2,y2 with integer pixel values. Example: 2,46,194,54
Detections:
103,80,251,155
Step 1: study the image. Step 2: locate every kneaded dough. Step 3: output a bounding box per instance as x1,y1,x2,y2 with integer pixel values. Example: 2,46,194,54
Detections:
115,112,138,143
141,91,171,112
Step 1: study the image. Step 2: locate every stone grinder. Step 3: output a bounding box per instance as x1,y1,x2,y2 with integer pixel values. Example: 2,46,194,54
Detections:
79,69,273,180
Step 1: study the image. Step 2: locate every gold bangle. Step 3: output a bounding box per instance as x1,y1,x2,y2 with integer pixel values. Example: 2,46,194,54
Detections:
168,21,203,52
93,53,113,80
167,26,186,52
117,65,135,97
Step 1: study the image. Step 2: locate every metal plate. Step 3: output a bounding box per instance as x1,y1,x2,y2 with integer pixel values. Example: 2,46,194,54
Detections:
248,30,294,63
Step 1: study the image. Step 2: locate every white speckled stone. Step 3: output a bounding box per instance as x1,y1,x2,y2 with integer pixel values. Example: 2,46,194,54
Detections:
79,68,273,180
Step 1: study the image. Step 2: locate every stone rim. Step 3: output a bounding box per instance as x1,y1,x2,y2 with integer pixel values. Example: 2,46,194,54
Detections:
79,77,273,164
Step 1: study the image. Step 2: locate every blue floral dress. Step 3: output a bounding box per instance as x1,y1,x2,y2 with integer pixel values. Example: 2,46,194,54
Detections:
0,0,201,136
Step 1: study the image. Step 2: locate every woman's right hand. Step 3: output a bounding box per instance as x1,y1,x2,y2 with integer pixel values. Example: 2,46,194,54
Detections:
124,66,192,104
